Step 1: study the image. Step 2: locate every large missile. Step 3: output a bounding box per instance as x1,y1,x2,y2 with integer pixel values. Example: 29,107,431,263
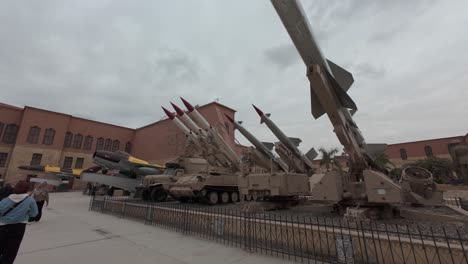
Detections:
225,114,288,172
270,0,357,119
271,0,367,169
252,104,316,170
180,97,240,166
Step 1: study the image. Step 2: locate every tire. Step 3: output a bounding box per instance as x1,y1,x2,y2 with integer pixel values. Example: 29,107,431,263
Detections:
230,192,239,203
179,197,189,203
220,192,229,204
207,191,219,205
142,189,151,201
151,188,168,202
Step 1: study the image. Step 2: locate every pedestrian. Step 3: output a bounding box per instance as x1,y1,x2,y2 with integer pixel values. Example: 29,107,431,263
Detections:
0,181,38,264
0,184,13,201
30,182,49,222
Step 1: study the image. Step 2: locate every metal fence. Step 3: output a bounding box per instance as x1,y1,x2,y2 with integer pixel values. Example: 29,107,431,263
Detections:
89,196,468,264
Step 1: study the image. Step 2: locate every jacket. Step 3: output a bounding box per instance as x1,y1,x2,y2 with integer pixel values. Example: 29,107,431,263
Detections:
0,194,38,225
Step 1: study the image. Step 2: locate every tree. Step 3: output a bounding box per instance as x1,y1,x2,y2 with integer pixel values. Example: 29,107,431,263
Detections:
373,152,394,170
318,148,341,172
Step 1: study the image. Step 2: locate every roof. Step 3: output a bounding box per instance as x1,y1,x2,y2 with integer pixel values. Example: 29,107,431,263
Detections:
136,101,236,130
0,102,23,110
387,135,465,146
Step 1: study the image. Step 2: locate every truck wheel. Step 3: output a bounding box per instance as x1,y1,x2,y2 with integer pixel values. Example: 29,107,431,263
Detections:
207,192,219,205
142,189,150,201
220,192,229,204
230,192,239,203
151,188,167,202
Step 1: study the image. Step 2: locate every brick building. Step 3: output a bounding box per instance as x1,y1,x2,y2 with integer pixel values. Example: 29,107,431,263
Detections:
0,101,237,186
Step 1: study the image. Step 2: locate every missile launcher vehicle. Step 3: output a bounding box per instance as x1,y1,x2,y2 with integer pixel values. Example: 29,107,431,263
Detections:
160,98,242,205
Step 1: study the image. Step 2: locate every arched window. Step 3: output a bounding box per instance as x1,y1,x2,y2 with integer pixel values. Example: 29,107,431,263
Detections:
112,140,120,152
63,132,73,147
96,137,104,150
27,126,41,144
0,122,4,139
104,138,112,151
125,142,132,153
2,124,18,144
83,136,93,150
400,148,408,160
42,128,55,145
424,145,433,157
72,133,83,149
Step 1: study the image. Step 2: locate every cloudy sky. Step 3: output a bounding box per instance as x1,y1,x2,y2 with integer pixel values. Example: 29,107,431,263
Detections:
1,0,467,152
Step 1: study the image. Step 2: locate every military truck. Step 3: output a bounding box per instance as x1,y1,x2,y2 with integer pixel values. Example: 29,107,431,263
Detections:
139,162,182,202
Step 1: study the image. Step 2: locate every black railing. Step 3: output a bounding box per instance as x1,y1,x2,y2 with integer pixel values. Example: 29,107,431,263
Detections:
89,196,468,264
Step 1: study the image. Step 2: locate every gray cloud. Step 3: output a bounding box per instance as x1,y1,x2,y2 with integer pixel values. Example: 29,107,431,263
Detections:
0,0,467,153
264,44,299,69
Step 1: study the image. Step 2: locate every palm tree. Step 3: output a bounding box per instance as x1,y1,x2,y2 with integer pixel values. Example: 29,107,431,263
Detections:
318,148,341,172
373,152,394,170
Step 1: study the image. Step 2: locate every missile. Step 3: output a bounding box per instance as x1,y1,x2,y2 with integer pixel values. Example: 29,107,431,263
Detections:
225,114,288,172
180,97,240,165
271,0,367,168
270,0,357,119
162,106,203,148
170,102,205,135
17,165,82,177
252,104,316,170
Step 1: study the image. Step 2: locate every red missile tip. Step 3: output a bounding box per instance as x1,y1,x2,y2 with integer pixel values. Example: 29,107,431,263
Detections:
170,102,185,116
161,106,175,120
252,104,264,117
224,114,234,123
180,97,195,112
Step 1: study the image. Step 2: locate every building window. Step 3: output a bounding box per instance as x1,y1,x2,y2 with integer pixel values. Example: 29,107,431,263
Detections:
75,158,84,169
30,153,42,166
112,140,120,152
2,124,18,144
83,136,93,150
64,132,73,148
400,148,408,160
448,143,459,153
42,128,55,145
63,157,73,169
104,138,112,151
0,152,7,167
424,145,433,157
72,134,83,149
27,126,41,144
224,122,230,135
96,137,104,150
125,142,131,153
0,122,4,139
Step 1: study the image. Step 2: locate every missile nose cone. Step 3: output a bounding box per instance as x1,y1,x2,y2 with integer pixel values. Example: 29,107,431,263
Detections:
252,104,264,117
224,114,234,123
170,102,185,116
162,106,175,120
180,97,195,112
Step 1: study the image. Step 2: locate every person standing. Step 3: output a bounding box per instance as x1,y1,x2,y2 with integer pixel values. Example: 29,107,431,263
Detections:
0,184,13,201
0,181,38,264
31,182,49,222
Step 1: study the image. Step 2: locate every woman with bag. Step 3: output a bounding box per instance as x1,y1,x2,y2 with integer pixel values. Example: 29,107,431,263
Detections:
0,181,38,264
30,182,49,222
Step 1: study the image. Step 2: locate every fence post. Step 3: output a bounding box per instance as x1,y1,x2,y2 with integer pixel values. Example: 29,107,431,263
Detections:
121,198,126,218
101,196,106,213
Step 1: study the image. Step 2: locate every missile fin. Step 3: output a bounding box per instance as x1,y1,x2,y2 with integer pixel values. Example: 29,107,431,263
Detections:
326,59,354,92
310,86,326,119
325,69,358,111
288,137,302,147
305,147,318,161
262,142,275,151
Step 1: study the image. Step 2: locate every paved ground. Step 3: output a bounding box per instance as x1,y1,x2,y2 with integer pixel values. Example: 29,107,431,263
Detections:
16,192,296,264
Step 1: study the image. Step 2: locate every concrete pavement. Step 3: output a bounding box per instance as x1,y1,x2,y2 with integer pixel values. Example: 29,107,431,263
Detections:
15,192,297,264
